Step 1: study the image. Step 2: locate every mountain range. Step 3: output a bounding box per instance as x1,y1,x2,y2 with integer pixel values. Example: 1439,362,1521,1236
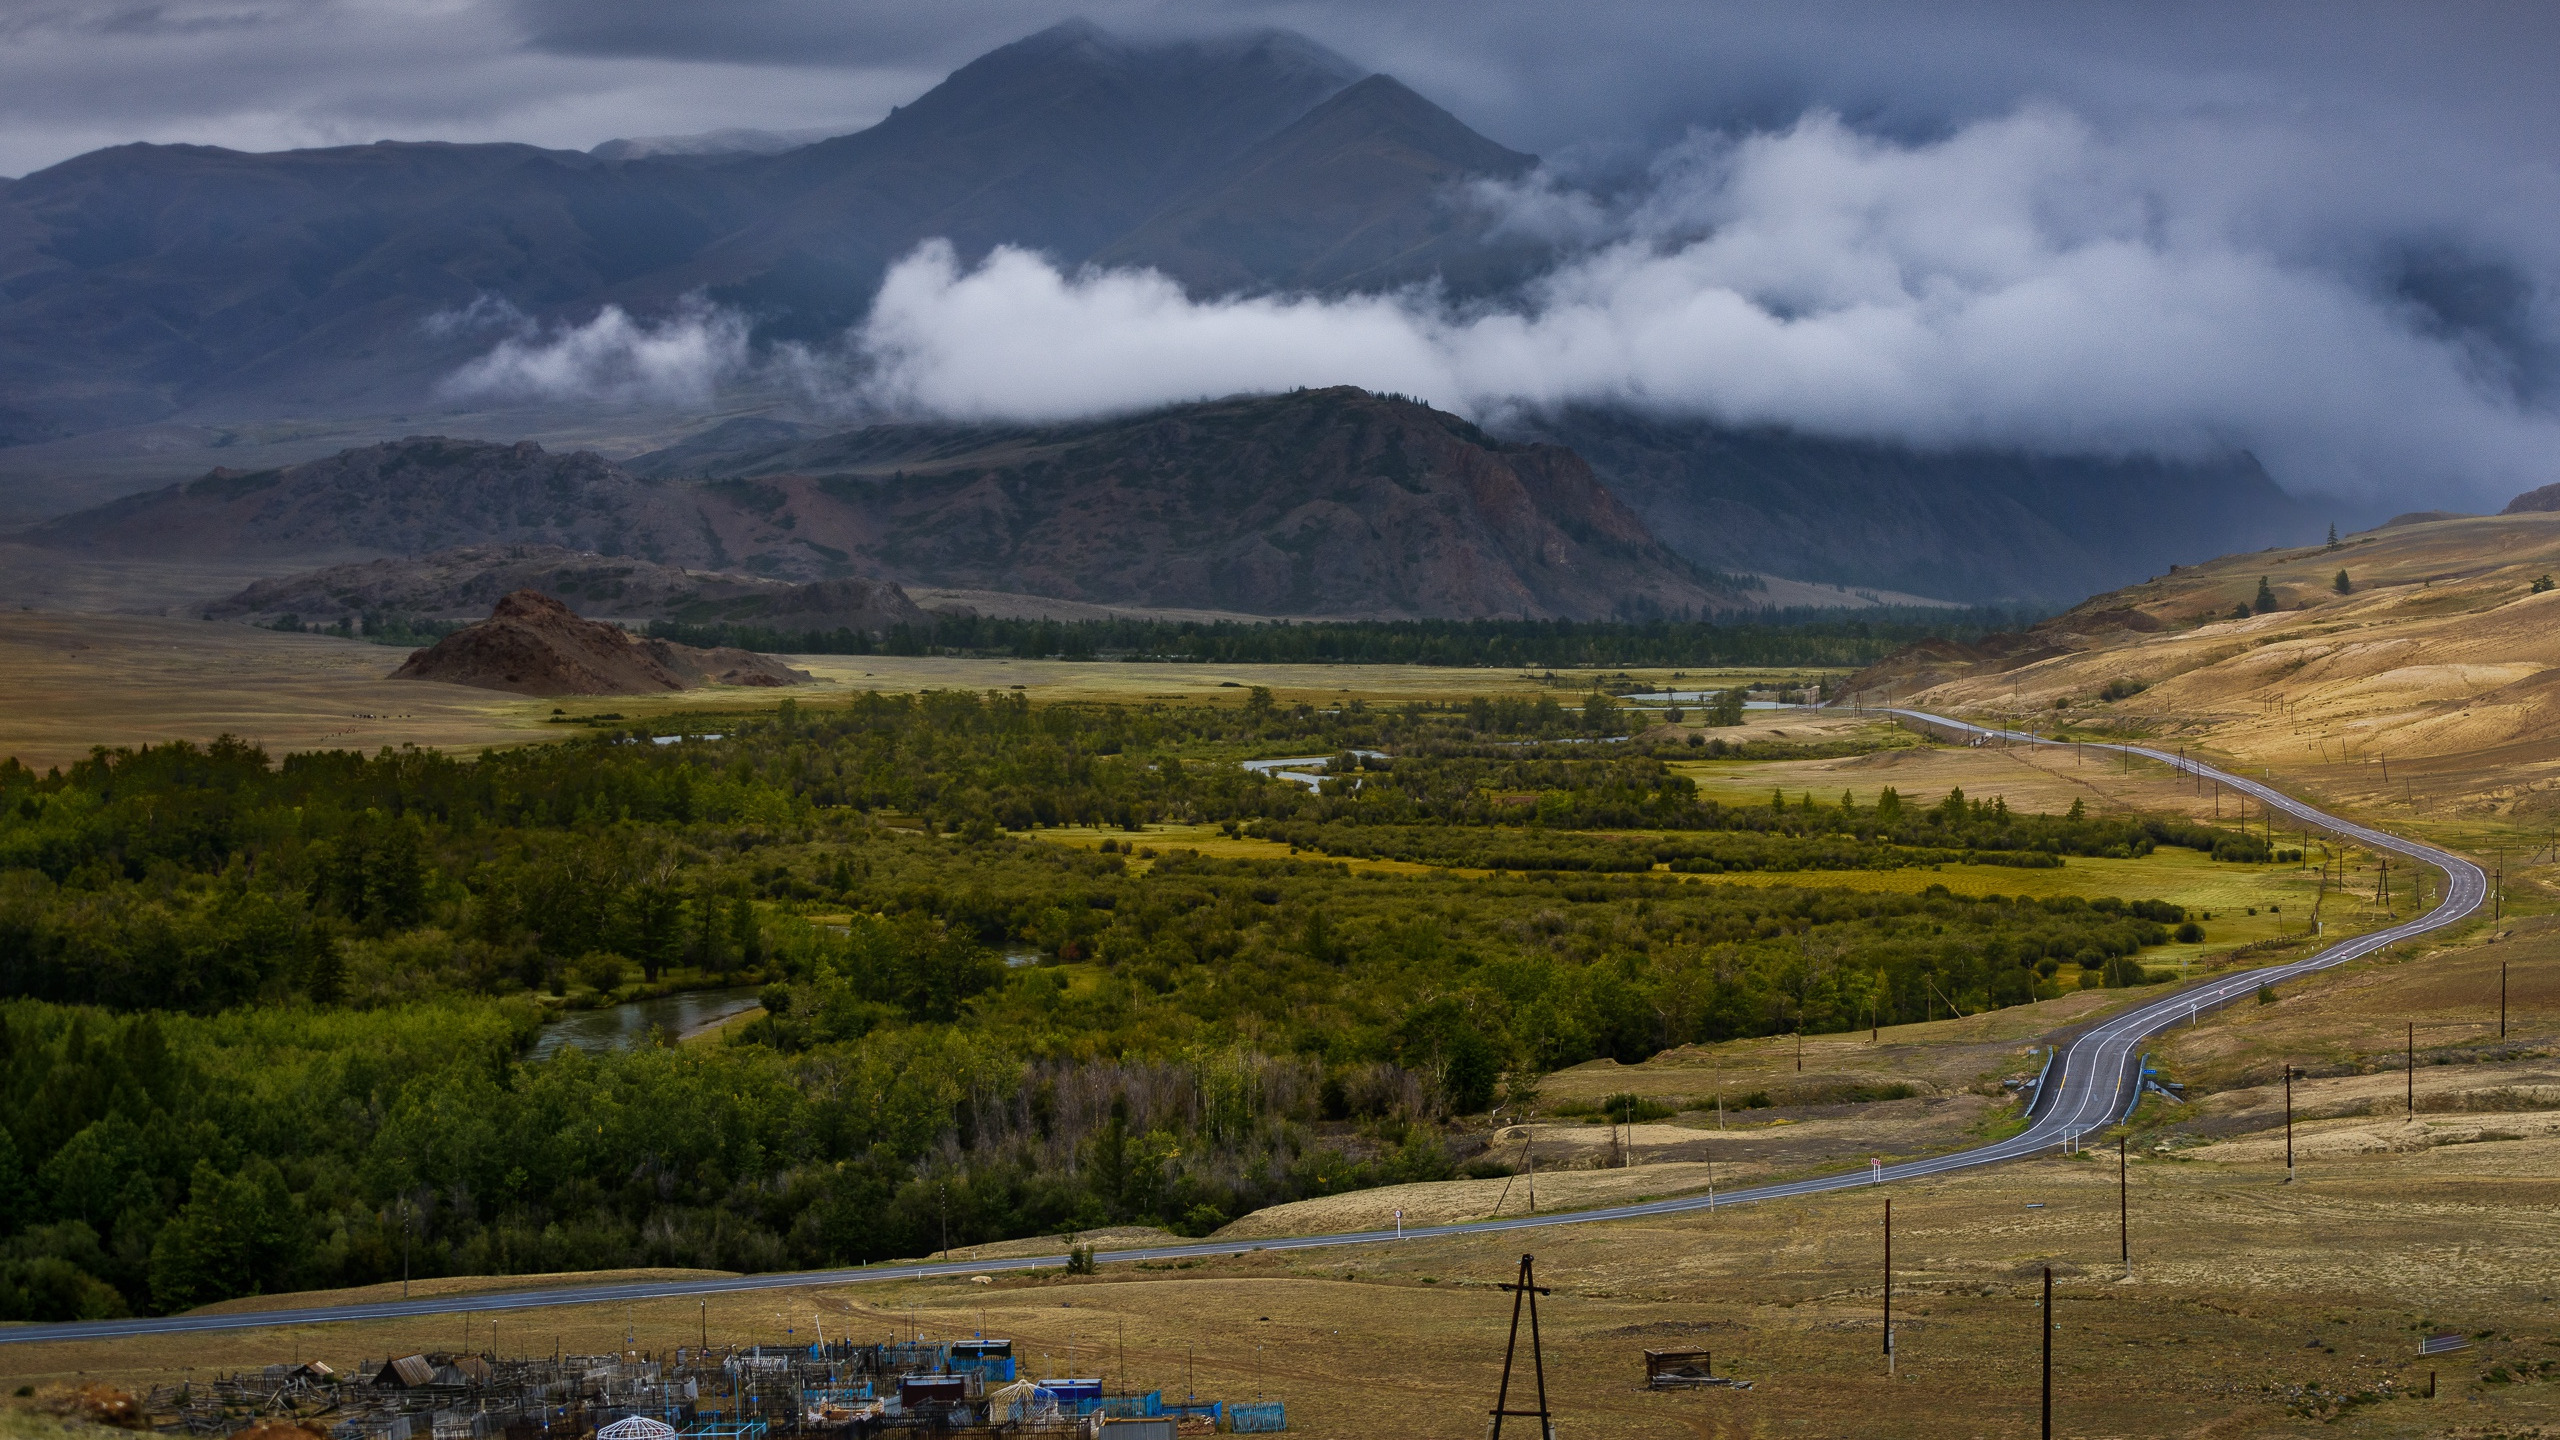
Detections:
38,388,1738,621
0,18,2339,604
202,544,928,632
0,22,1489,444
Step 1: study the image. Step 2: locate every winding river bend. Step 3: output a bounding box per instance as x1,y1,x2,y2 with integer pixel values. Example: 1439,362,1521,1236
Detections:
528,986,765,1061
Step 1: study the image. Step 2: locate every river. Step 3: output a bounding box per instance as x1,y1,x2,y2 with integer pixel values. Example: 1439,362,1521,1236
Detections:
528,985,766,1060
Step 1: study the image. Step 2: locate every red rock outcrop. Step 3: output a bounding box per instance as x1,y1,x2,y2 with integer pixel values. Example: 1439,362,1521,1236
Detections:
391,590,812,696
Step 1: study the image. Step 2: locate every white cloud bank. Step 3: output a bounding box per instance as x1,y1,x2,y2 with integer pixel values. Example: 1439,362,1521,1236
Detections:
447,105,2560,506
854,108,2560,506
439,299,749,407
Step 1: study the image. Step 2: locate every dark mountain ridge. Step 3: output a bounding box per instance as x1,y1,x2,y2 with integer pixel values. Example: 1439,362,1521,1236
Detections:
1508,409,2326,604
35,389,1737,621
631,386,1744,619
0,22,1533,446
0,20,2348,606
205,544,928,633
30,438,707,562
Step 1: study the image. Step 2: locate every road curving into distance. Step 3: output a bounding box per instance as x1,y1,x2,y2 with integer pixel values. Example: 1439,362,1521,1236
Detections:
0,711,2489,1346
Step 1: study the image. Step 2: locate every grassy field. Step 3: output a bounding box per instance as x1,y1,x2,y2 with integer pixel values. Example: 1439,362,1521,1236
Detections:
1044,809,2370,966
0,607,1840,770
1894,511,2560,850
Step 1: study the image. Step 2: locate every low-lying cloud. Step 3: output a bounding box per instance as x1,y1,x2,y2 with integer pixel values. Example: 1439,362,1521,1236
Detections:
844,106,2560,507
439,299,748,407
431,101,2560,508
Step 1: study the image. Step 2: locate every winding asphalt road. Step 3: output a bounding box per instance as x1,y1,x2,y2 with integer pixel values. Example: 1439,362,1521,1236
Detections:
0,712,2488,1347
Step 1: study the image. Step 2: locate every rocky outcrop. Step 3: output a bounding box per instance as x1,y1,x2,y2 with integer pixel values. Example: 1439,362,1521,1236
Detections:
391,590,811,696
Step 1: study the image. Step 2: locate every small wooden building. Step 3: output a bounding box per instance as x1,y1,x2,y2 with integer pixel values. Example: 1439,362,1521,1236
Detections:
375,1355,436,1388
1644,1350,1718,1388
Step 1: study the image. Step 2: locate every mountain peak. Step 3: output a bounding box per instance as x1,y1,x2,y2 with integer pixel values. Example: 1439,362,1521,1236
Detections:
1089,67,1537,295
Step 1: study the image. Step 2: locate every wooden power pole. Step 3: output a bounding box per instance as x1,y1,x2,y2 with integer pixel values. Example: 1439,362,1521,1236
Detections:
1488,1255,1555,1440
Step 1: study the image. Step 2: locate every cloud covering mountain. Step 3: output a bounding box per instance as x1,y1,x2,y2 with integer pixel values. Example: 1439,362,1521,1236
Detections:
4,4,2556,517
478,100,2560,509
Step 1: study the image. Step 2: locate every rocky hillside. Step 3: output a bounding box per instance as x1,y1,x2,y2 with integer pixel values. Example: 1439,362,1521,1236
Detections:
41,390,1741,620
629,387,1745,619
30,440,709,563
391,589,812,696
207,544,926,631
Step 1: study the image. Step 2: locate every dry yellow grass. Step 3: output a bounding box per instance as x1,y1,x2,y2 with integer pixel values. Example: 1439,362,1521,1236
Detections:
0,606,1842,770
183,1268,735,1317
0,612,554,767
1888,511,2560,839
13,1124,2560,1438
780,655,1821,708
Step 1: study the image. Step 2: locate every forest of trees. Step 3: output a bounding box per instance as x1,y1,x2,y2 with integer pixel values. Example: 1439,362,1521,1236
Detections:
644,607,2041,669
0,689,2250,1322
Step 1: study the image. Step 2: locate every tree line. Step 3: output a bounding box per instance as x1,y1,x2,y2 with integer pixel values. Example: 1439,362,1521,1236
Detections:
643,607,2042,668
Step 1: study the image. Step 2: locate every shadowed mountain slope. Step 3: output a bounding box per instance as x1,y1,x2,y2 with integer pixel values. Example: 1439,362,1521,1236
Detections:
28,439,712,563
0,22,1485,444
206,544,926,632
1090,74,1541,295
1508,409,2326,605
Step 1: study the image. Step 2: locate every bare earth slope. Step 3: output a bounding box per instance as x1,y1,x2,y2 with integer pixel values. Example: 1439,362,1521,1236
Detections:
392,590,812,696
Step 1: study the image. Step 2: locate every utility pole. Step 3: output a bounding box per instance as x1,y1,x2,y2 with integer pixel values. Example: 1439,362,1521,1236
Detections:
1883,1199,1894,1375
2407,1024,2415,1118
2041,1266,2054,1440
1488,1254,1555,1440
2501,961,2508,1039
2283,1066,2297,1182
2118,1135,2129,1279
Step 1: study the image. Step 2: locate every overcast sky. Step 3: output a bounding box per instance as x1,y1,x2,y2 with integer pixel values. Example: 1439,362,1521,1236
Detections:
11,1,2559,505
3,1,2550,178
